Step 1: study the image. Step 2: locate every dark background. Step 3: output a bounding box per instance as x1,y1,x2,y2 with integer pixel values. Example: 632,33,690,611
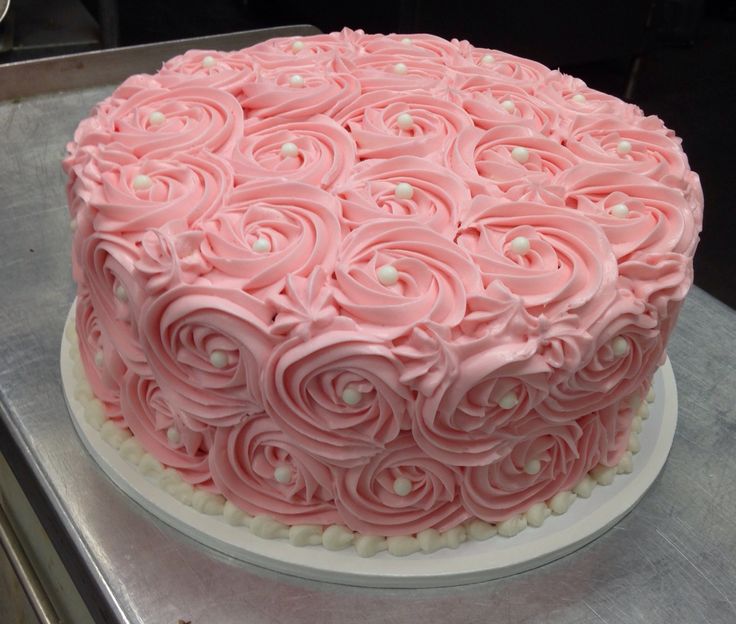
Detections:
1,0,734,308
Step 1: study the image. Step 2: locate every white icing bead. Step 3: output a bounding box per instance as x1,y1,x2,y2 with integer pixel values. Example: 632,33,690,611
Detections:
289,524,323,546
416,529,443,553
510,236,531,255
223,500,252,527
192,490,226,515
114,284,127,302
574,475,597,498
132,174,152,190
549,491,575,515
387,535,421,556
511,146,530,164
394,181,414,199
572,93,587,103
393,62,408,74
291,40,304,52
251,515,289,538
610,203,630,218
289,74,305,87
393,477,412,496
524,459,541,475
354,535,388,557
84,400,106,430
139,454,164,480
497,515,527,537
637,401,650,419
481,53,495,64
444,525,466,549
94,350,104,368
274,465,292,484
201,55,216,68
148,111,166,125
341,387,362,405
251,237,271,253
498,391,519,409
612,336,629,357
628,431,641,454
401,37,412,45
100,421,131,449
647,386,656,403
166,426,180,445
617,139,632,154
69,218,77,231
525,502,550,527
501,99,515,112
396,112,414,130
209,350,228,369
280,141,299,158
119,438,145,465
160,470,194,506
466,519,497,541
322,525,354,550
617,451,634,474
631,415,643,433
590,464,617,486
377,264,399,286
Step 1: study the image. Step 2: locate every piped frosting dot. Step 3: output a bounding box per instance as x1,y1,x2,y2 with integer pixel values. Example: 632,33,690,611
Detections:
201,55,216,68
341,387,362,406
148,111,166,125
397,112,414,130
498,391,519,410
610,203,630,218
94,350,104,368
274,465,292,484
280,142,299,158
481,53,495,64
251,237,271,253
510,236,531,255
401,37,412,45
393,62,408,75
132,174,152,190
612,336,629,357
114,284,127,302
289,74,305,87
394,182,414,199
524,459,541,475
210,350,228,369
69,218,77,232
501,99,515,112
511,146,530,164
291,40,304,52
617,140,632,154
167,426,180,445
377,264,399,286
393,477,412,496
572,93,587,103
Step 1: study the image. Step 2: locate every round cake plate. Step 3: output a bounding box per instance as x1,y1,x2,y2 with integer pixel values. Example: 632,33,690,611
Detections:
60,303,677,588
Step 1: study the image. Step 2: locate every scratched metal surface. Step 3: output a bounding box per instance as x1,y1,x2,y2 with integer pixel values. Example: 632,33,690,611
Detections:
1,39,736,624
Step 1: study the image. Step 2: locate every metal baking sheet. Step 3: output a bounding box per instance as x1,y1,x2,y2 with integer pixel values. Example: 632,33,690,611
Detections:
2,27,736,624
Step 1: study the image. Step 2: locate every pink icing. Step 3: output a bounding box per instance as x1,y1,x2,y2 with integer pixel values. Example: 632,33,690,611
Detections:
66,29,703,537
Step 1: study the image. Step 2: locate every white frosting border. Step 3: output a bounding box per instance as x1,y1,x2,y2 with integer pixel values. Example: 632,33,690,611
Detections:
61,303,676,585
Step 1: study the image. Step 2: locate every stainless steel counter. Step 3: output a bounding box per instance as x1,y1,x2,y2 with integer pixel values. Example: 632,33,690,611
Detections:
1,29,736,624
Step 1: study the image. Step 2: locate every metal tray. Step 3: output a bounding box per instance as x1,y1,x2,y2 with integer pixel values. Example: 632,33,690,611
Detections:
1,26,736,624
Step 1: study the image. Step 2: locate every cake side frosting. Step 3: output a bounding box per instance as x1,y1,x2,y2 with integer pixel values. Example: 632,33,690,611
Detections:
64,29,702,544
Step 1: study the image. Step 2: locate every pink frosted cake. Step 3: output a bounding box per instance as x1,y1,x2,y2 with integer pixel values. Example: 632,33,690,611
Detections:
63,29,703,556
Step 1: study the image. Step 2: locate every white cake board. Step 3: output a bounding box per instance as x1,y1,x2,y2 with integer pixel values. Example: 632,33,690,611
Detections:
60,303,677,588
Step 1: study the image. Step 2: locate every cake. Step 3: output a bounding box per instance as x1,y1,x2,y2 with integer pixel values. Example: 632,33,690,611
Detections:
63,29,703,557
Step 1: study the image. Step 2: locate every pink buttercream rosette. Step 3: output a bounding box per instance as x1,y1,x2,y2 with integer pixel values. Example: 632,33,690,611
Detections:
65,28,703,539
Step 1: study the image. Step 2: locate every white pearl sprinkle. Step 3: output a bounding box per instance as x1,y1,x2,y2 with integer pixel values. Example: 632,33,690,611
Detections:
148,111,166,126
397,112,414,130
481,53,495,65
524,459,541,475
94,350,104,368
274,465,292,484
498,391,519,410
393,477,412,496
501,99,515,112
612,336,629,357
289,74,305,87
201,55,216,69
610,203,630,218
251,237,271,253
394,182,414,199
377,264,399,286
132,174,152,190
510,236,531,255
166,426,180,445
401,37,412,45
280,142,299,158
511,146,530,164
291,40,304,52
393,62,408,75
617,140,632,154
210,350,228,369
572,93,587,103
114,284,127,302
342,387,362,405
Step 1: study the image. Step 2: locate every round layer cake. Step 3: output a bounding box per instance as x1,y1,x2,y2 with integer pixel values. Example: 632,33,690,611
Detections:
63,29,702,554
